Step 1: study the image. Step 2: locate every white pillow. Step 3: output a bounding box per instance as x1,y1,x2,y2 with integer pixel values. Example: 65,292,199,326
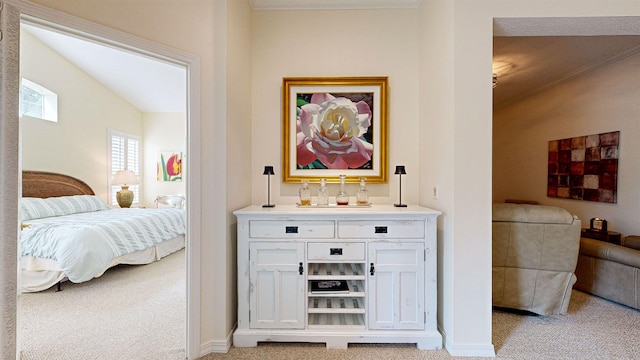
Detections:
21,197,64,220
46,195,111,215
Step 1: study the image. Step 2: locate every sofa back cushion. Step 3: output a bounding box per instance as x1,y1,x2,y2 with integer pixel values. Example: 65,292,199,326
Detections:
493,203,576,224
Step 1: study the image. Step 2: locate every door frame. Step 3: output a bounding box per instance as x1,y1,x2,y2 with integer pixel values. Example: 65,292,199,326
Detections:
12,2,202,359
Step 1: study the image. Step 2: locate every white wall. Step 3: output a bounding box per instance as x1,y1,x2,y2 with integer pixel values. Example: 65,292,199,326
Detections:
494,52,640,236
251,9,421,205
225,0,253,334
418,0,457,352
20,29,142,202
142,112,186,207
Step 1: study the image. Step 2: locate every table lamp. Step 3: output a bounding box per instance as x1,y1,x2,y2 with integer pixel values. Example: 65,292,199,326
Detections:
111,169,140,208
394,165,407,207
263,166,275,208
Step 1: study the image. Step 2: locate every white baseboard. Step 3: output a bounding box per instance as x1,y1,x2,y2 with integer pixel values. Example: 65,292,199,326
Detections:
440,325,496,357
198,328,233,357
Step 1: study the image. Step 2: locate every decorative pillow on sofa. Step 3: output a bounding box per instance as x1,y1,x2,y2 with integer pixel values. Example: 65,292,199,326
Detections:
45,195,111,215
21,197,64,220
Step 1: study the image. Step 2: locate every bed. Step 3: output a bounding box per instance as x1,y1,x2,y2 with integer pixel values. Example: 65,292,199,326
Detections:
20,171,186,292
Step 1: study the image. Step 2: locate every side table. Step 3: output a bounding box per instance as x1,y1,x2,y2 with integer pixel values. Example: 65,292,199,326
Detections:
581,228,622,245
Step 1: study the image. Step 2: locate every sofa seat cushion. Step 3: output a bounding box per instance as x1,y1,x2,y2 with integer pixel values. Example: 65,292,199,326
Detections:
493,203,576,224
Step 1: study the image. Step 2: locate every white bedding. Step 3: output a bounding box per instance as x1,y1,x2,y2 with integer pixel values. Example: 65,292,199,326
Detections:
20,207,186,291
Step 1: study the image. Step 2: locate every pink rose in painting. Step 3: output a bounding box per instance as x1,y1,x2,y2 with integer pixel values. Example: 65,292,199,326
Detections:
297,93,373,169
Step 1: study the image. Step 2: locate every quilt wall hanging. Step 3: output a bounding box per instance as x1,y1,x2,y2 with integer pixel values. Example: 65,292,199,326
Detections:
547,131,619,203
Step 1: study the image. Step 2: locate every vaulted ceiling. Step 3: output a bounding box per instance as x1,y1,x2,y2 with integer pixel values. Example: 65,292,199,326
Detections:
22,4,640,113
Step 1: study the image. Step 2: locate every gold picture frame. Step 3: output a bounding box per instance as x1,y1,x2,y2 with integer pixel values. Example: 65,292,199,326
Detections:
282,76,388,184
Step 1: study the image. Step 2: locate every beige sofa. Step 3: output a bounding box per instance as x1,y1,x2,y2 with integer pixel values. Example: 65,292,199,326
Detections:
574,235,640,310
492,203,582,315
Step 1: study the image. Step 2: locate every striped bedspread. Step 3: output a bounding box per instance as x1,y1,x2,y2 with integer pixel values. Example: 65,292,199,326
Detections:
20,208,186,283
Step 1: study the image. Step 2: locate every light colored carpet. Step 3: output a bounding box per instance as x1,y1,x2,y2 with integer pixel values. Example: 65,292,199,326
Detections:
18,251,640,359
19,249,186,360
202,290,640,360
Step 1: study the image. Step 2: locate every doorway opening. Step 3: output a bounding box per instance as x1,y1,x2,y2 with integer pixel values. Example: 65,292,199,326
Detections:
15,10,201,360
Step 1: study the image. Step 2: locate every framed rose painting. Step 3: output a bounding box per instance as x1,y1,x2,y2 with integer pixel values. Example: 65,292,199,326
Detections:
282,76,388,183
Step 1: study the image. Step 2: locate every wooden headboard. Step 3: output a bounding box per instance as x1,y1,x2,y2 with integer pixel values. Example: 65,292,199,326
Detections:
22,171,95,198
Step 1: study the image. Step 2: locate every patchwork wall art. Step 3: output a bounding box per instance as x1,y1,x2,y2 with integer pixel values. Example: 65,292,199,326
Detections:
547,131,619,203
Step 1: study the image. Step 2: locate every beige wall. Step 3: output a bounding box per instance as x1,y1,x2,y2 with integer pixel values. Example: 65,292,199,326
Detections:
251,9,420,204
13,0,640,358
142,112,186,207
494,52,640,236
20,29,142,202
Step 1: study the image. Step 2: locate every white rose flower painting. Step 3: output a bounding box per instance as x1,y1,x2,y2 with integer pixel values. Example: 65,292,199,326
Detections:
283,77,388,184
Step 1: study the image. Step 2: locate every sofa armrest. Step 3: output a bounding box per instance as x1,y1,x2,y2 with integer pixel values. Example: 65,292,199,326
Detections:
622,236,640,251
580,237,640,268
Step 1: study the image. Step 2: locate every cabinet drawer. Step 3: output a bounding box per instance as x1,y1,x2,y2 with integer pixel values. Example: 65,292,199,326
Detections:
249,220,334,238
338,220,424,239
307,242,365,261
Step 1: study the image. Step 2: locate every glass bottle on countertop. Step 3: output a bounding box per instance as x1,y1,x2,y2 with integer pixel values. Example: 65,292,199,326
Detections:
356,177,369,206
336,174,349,206
317,178,329,206
299,180,311,206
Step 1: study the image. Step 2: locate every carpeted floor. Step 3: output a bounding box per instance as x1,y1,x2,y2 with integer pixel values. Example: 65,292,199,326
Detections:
18,249,186,360
202,290,640,360
18,249,640,359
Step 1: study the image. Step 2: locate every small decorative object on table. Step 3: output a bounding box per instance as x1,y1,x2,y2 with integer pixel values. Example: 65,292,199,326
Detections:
310,280,350,294
299,180,311,206
317,178,329,205
589,217,608,232
356,177,369,206
336,174,350,205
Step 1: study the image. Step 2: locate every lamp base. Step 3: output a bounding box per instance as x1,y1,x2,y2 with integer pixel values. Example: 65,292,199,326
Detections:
262,204,275,208
116,185,134,208
394,203,407,208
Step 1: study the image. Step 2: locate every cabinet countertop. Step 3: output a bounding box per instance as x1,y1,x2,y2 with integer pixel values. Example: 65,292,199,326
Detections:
234,204,441,216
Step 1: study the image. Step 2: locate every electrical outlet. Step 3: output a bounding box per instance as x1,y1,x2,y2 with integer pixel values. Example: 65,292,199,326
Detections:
433,186,439,199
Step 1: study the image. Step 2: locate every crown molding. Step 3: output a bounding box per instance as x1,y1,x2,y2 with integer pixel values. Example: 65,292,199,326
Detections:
250,0,423,11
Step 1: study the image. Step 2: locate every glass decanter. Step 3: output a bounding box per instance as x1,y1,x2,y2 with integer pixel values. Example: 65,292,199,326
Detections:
299,180,311,206
317,178,329,206
336,174,349,206
356,177,369,206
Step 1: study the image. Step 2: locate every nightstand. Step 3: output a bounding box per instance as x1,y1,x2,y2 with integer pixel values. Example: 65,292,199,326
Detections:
581,228,622,245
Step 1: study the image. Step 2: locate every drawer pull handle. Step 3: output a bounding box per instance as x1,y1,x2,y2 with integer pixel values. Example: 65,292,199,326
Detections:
299,262,304,275
330,248,343,256
375,226,388,234
370,263,375,276
286,226,299,234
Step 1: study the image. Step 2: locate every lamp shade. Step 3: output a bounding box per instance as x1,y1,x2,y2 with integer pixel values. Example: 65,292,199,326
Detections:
263,166,275,175
111,170,140,186
394,165,406,175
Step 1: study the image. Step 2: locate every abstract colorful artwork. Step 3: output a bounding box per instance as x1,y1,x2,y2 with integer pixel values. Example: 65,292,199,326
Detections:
547,131,619,203
158,152,182,182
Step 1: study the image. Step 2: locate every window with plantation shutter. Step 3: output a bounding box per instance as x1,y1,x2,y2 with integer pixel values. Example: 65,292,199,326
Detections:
108,129,141,207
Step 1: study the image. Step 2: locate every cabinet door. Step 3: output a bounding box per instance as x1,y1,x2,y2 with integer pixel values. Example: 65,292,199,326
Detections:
249,242,305,329
368,242,425,330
